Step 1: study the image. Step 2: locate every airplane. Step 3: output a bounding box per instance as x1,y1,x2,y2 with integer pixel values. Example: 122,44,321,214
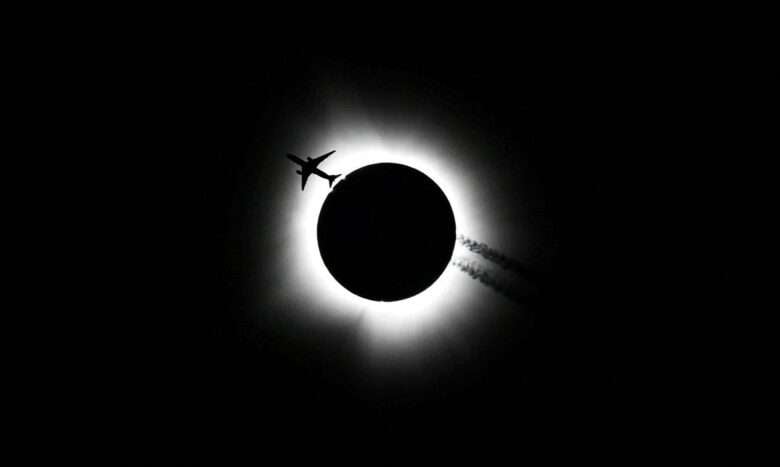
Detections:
286,150,341,190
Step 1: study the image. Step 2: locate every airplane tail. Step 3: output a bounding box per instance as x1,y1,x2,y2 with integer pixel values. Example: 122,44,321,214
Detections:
328,174,341,187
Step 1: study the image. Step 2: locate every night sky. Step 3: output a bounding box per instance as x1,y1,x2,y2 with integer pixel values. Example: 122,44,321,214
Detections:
129,35,674,448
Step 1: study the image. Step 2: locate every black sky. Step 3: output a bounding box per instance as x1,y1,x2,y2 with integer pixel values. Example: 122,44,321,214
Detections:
124,33,681,448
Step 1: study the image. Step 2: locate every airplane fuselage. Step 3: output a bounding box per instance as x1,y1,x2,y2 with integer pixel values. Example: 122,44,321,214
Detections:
286,150,341,190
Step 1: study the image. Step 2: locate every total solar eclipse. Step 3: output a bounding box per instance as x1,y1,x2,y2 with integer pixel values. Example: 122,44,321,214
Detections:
317,163,456,301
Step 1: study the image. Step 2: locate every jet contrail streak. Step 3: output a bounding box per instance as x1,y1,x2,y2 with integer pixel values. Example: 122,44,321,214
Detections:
456,235,538,281
450,258,532,304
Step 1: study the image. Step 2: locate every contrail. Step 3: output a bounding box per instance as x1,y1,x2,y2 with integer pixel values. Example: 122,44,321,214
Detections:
456,235,538,281
450,258,533,304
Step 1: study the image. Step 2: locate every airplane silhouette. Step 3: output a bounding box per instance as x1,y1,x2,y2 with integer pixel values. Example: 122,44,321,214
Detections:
286,150,341,190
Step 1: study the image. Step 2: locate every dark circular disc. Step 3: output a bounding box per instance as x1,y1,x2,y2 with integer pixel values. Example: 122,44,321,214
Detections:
317,163,456,301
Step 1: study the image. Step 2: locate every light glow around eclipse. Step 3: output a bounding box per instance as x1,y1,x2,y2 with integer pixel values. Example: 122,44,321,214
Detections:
276,123,497,354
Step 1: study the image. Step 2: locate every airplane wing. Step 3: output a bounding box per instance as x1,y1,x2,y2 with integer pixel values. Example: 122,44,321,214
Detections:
301,171,311,190
309,150,336,167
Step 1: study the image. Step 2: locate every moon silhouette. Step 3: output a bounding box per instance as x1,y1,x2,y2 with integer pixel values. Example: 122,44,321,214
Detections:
317,163,456,301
